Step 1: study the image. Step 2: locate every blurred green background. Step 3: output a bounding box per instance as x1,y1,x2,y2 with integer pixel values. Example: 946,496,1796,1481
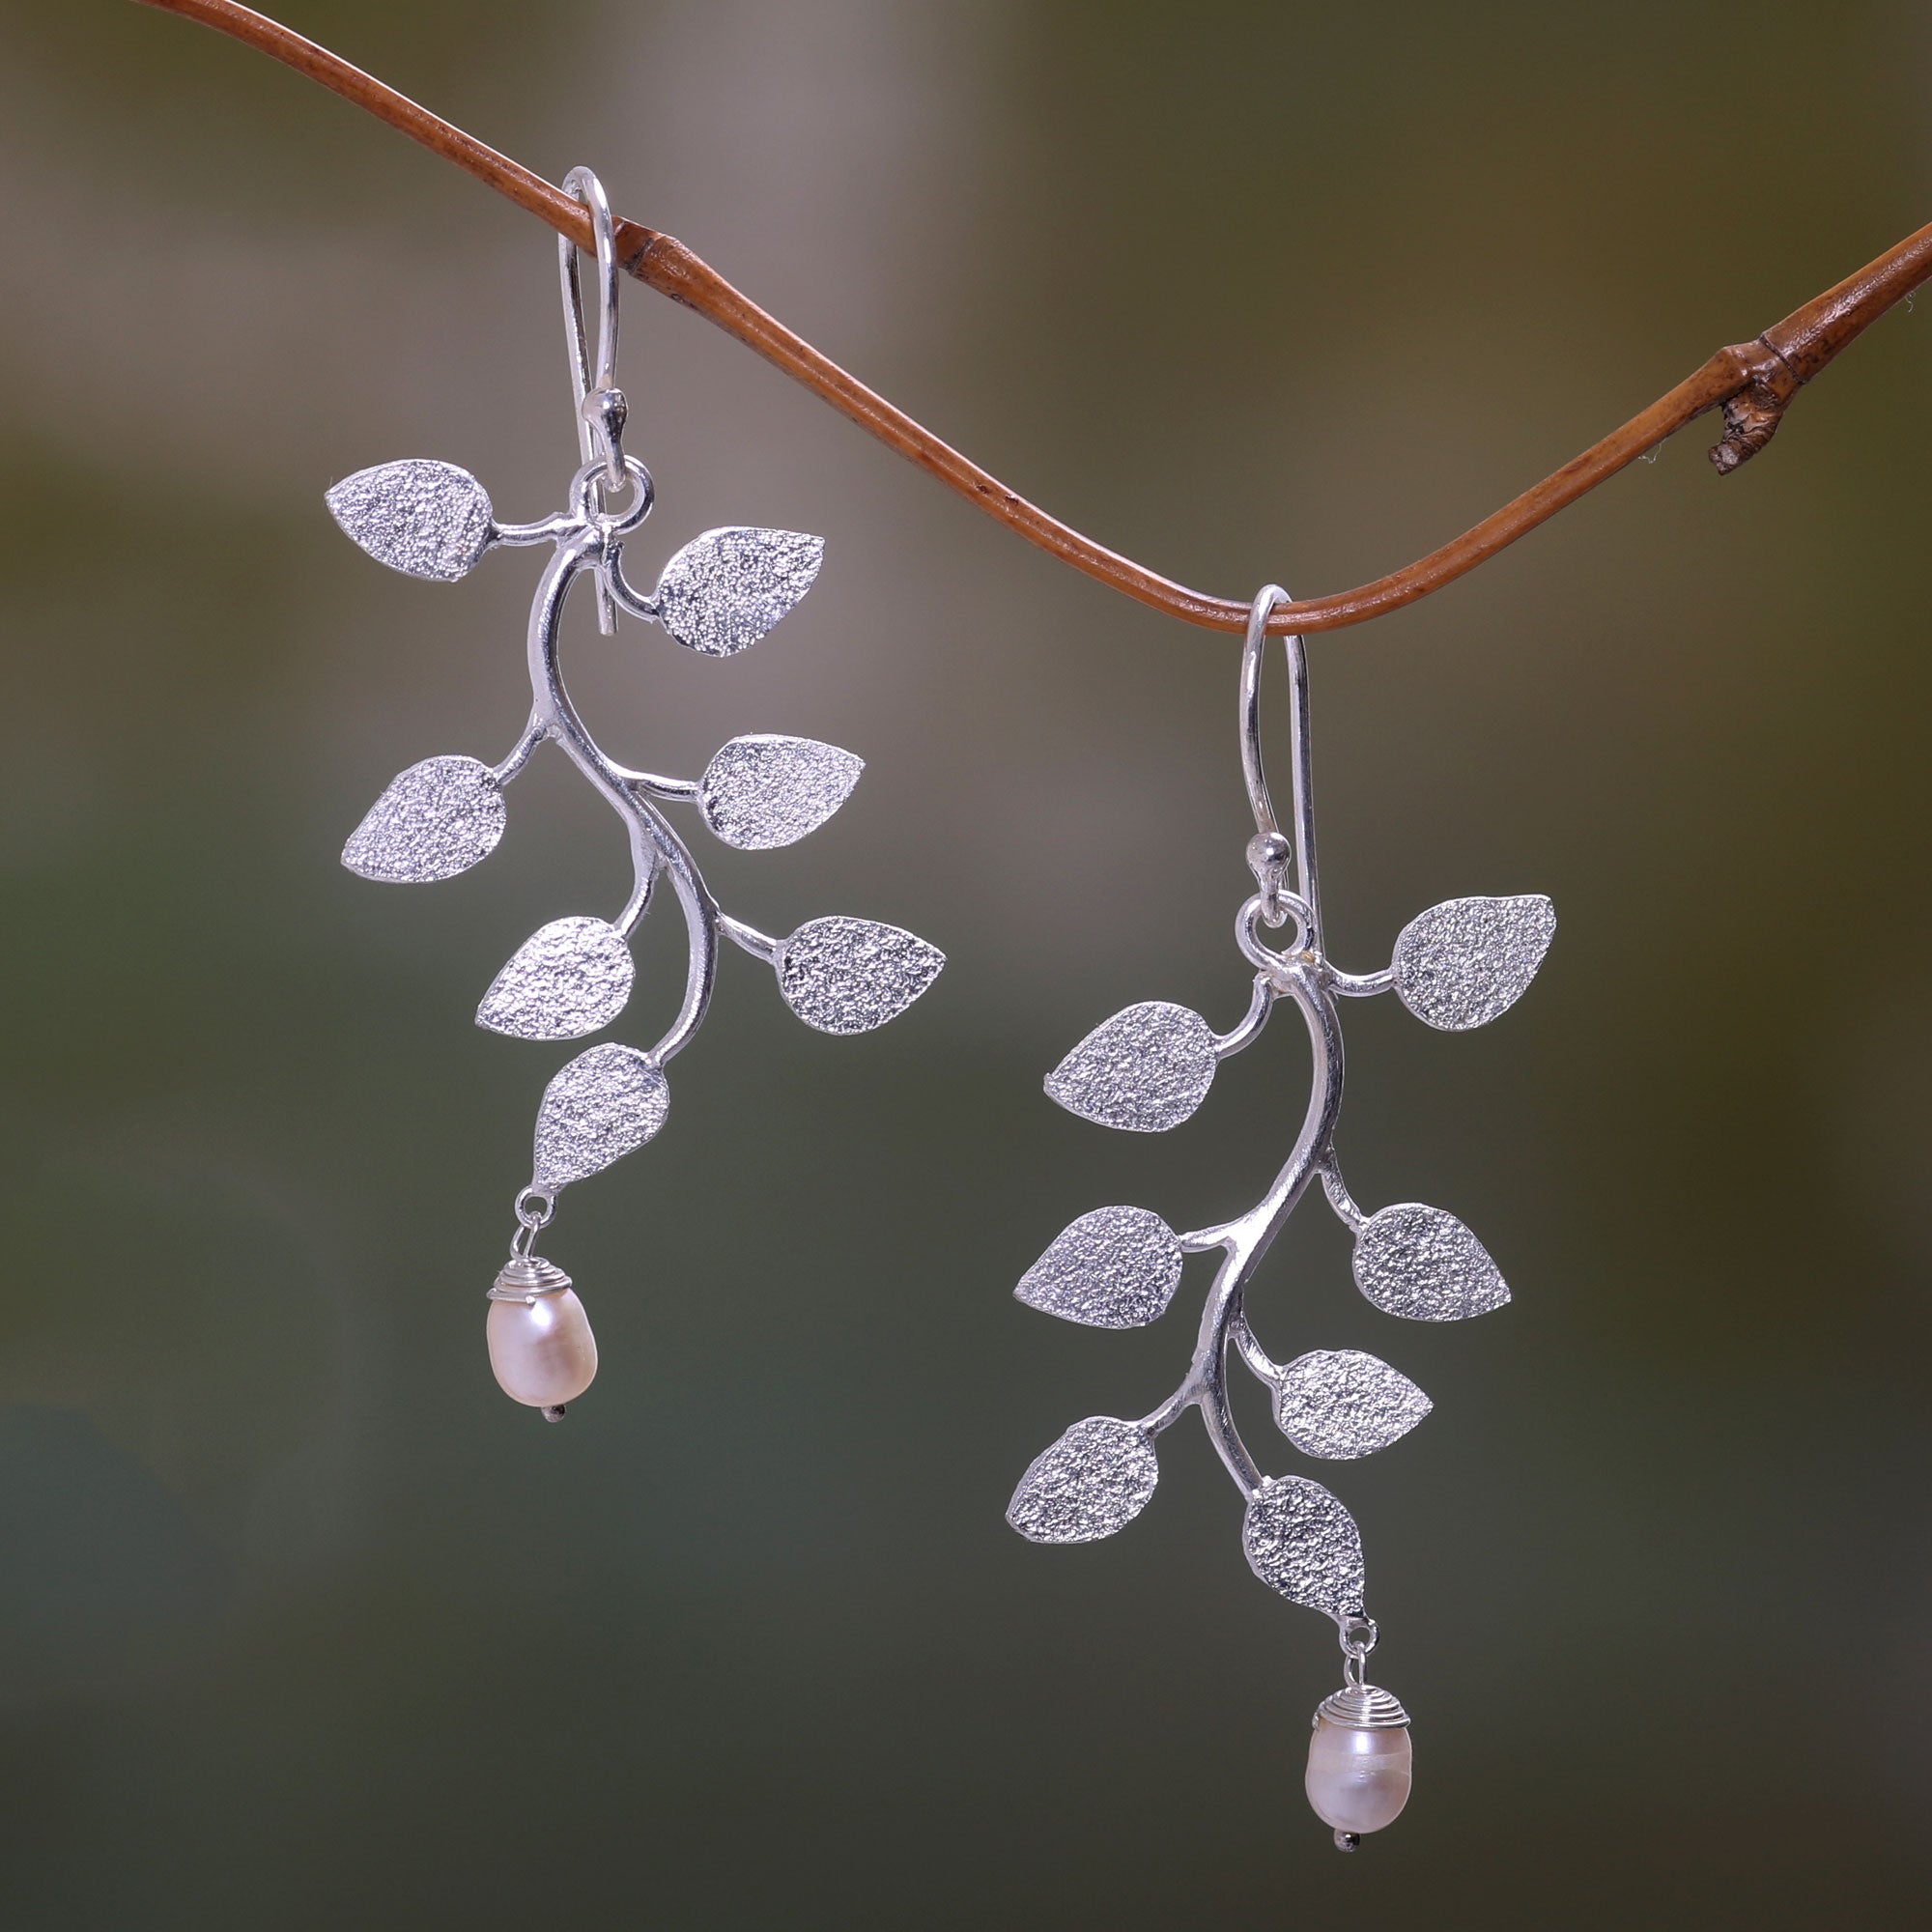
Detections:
1,1,1928,1924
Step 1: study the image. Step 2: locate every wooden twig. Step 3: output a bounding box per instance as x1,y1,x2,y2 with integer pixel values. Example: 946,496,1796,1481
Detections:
138,0,1932,637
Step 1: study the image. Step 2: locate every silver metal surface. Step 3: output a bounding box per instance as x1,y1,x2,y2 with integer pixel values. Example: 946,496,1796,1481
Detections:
325,459,495,582
719,913,781,963
1352,1204,1510,1321
488,1255,574,1302
341,754,507,883
1043,1001,1218,1132
1014,1206,1184,1328
698,735,864,849
1241,1474,1366,1618
1316,1683,1410,1729
509,1187,556,1259
1273,1349,1433,1459
1338,1612,1378,1662
558,167,621,466
476,915,635,1039
333,168,944,1328
559,166,624,629
651,526,827,657
531,1042,670,1191
775,917,945,1034
1006,1417,1160,1544
1014,582,1552,1687
1391,893,1556,1032
1212,973,1274,1059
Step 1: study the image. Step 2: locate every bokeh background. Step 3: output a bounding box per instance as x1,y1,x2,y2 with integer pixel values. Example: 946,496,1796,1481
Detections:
1,2,1928,1924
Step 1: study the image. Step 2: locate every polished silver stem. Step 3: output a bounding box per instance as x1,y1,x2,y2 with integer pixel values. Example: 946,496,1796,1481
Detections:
1174,961,1345,1490
611,764,699,803
1189,1248,1264,1494
490,719,547,787
720,913,780,962
1329,965,1394,998
1212,973,1274,1059
1232,1314,1282,1385
525,535,721,1065
1320,1159,1367,1233
1153,596,1365,1493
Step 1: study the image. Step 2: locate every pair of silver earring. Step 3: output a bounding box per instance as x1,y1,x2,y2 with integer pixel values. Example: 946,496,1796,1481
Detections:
328,170,1554,1850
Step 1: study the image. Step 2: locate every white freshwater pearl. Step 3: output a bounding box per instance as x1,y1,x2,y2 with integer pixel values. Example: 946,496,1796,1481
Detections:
488,1288,598,1407
1304,1716,1412,1835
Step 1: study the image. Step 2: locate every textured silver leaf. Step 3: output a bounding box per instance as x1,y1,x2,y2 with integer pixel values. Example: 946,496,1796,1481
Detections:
476,917,634,1040
1353,1204,1510,1321
1241,1474,1365,1618
1007,1417,1159,1544
698,735,864,850
1044,1002,1216,1132
531,1043,669,1190
1392,894,1555,1031
1015,1207,1183,1328
776,918,944,1034
325,459,494,582
655,527,825,656
1274,1350,1433,1460
341,754,506,883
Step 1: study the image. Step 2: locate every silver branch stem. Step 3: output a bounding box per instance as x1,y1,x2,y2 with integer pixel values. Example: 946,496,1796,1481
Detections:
1147,959,1349,1493
1138,632,1369,1495
505,530,721,1065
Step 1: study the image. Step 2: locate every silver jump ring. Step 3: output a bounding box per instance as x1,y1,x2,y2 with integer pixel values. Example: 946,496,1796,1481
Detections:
510,1185,554,1261
1236,891,1310,980
569,455,655,535
558,166,623,487
1338,1612,1378,1661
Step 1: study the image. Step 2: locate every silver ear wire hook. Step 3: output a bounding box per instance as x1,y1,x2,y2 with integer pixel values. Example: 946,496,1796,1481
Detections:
558,165,627,633
559,165,624,474
1239,583,1320,944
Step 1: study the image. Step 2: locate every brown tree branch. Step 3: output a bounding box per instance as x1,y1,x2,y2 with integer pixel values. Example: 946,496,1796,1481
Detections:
139,0,1932,637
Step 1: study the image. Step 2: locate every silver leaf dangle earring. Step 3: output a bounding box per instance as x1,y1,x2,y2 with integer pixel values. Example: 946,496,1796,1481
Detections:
329,169,943,1419
1008,584,1553,1849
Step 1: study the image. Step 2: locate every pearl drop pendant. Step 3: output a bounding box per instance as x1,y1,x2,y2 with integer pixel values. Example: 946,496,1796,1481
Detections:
487,1256,598,1418
1305,1682,1411,1849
